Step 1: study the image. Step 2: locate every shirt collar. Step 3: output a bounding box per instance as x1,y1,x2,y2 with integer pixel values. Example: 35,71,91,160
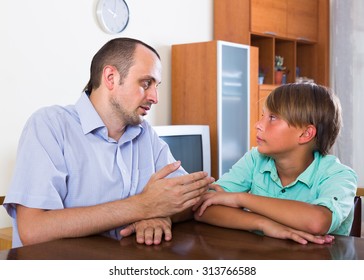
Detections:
259,151,321,189
75,92,105,135
120,125,144,145
75,92,144,142
296,151,321,188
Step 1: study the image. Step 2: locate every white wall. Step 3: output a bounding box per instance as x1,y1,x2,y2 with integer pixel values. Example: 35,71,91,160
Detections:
0,0,213,227
330,1,364,187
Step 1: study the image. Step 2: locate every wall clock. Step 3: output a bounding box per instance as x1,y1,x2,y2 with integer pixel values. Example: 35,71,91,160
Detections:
96,0,130,34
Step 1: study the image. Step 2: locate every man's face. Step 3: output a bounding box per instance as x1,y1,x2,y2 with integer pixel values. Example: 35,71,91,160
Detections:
110,45,162,126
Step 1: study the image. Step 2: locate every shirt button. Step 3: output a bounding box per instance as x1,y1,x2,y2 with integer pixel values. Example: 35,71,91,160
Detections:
281,189,286,193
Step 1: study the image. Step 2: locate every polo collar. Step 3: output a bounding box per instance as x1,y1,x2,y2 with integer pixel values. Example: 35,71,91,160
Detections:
259,152,321,189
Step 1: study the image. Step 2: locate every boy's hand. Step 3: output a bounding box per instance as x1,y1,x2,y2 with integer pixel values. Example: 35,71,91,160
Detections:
193,185,242,216
260,218,335,245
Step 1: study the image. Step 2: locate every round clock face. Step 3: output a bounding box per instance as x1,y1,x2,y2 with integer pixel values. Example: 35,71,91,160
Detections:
97,0,129,34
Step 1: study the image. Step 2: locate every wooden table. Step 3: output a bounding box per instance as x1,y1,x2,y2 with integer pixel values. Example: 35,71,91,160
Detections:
1,220,363,260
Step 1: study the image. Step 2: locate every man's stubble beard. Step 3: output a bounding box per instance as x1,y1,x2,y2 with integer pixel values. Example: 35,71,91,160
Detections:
110,96,143,126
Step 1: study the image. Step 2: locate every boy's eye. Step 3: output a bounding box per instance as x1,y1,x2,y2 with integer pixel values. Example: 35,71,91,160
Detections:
269,115,277,121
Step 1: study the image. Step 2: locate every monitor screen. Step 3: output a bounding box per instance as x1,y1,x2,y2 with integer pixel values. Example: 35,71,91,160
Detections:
159,134,203,174
153,125,211,176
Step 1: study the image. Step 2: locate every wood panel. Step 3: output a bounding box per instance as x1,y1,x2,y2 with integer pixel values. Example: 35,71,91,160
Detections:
251,35,275,84
214,0,250,44
287,0,318,41
172,41,219,178
0,227,12,250
316,0,330,85
250,46,259,147
275,39,296,83
258,84,278,123
251,0,287,37
357,188,364,197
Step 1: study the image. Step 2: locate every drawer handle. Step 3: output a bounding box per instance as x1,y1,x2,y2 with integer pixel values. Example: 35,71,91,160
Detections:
264,31,277,36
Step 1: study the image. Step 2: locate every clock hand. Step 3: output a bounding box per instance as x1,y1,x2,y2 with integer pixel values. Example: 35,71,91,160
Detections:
107,8,117,18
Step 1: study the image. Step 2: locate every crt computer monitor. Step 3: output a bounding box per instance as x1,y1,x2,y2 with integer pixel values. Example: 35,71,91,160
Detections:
153,125,211,176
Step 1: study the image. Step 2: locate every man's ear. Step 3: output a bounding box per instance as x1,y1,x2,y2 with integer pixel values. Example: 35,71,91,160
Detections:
102,65,118,90
299,125,316,144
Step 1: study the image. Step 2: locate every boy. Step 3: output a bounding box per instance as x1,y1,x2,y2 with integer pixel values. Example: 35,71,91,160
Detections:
194,83,357,244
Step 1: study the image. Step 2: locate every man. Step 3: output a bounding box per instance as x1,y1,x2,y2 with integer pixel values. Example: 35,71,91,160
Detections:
3,38,214,248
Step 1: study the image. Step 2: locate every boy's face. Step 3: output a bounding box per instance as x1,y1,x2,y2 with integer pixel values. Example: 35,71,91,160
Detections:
255,108,306,157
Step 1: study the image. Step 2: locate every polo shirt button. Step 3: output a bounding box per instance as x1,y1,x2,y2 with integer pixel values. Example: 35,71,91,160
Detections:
334,197,338,200
281,189,286,193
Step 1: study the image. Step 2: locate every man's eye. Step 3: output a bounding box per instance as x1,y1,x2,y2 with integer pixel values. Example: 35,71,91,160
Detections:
142,80,152,90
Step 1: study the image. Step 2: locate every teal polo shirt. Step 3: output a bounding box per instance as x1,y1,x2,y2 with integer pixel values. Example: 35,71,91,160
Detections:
217,147,358,235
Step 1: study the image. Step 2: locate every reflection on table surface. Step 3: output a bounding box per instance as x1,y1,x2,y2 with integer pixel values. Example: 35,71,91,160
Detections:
1,220,363,260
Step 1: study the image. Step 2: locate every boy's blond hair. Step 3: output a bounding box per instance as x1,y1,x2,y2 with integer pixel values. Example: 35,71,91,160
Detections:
265,83,342,155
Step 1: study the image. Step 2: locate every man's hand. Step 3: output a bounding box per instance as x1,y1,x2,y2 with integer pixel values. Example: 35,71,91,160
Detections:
140,161,215,218
120,217,172,245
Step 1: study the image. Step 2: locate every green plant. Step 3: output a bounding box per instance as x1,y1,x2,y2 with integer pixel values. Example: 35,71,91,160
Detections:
275,56,286,71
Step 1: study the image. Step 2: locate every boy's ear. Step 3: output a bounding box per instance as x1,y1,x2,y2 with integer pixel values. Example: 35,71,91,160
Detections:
299,125,316,144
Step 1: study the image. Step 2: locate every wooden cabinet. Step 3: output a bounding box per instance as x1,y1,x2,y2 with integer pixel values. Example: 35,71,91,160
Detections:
250,0,318,41
172,41,257,179
214,0,329,86
251,35,297,84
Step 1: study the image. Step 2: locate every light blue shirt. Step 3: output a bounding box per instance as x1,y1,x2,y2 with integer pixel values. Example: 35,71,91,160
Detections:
4,92,186,247
217,147,358,235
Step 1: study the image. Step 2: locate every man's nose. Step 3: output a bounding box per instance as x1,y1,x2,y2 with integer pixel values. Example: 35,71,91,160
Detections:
147,87,158,104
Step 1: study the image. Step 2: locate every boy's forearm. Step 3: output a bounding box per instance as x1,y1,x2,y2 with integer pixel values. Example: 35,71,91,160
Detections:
194,205,264,232
237,193,332,235
194,203,335,245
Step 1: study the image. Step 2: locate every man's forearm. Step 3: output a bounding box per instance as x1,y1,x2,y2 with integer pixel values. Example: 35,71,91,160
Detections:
17,195,150,246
